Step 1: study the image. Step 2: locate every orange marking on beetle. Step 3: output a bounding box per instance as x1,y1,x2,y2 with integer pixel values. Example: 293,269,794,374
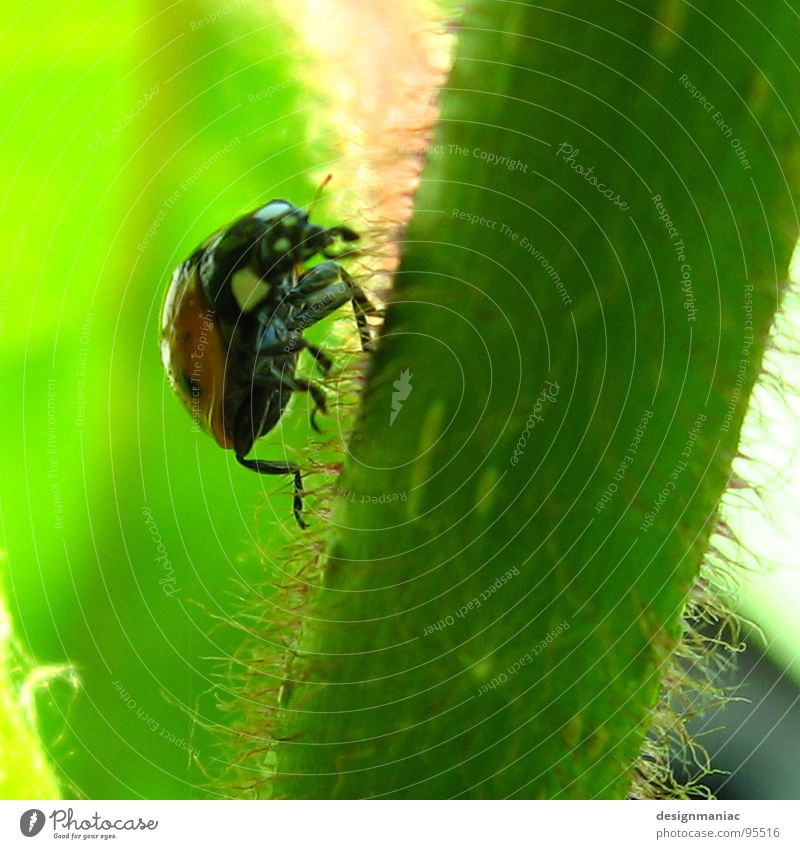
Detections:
160,269,234,449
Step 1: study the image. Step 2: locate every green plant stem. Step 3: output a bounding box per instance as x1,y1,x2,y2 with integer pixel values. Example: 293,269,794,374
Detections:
270,0,800,798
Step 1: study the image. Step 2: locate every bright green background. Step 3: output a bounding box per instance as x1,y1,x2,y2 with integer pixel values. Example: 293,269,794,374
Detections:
2,0,800,801
0,0,339,799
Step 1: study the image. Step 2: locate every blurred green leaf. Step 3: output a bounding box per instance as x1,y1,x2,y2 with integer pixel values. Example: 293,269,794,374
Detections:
0,0,330,798
0,593,61,799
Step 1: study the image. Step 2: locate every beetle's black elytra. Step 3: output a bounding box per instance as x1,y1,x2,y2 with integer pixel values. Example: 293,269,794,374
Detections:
161,199,374,527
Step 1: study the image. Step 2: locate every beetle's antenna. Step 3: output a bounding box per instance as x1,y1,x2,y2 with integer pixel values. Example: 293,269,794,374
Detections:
307,174,332,217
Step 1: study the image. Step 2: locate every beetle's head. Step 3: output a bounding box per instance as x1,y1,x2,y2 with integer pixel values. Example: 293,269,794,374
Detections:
251,200,307,275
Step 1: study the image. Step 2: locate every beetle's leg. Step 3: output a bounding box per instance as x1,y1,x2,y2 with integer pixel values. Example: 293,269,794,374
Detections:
288,262,375,351
302,342,333,375
341,267,375,353
235,455,307,529
258,366,328,433
322,225,359,260
257,328,333,375
273,370,328,432
229,367,311,529
287,260,344,301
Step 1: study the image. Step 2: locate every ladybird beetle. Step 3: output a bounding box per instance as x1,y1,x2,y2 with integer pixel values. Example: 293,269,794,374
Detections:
160,198,374,528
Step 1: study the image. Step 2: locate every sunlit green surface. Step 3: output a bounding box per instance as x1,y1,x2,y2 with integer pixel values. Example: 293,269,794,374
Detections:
723,283,800,687
2,0,800,801
0,594,61,799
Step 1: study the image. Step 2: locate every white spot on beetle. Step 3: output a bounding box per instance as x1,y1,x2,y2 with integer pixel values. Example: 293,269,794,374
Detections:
231,268,270,312
253,201,293,221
